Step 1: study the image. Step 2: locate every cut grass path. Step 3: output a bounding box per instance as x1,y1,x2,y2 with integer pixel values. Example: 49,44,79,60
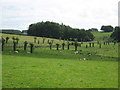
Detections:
3,55,118,88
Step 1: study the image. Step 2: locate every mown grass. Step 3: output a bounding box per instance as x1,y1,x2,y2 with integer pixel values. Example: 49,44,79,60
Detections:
2,55,118,88
2,46,118,88
2,33,119,88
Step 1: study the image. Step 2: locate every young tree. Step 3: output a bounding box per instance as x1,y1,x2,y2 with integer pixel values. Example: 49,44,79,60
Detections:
97,41,99,44
92,43,94,47
2,37,5,51
51,40,54,44
74,41,78,51
16,37,19,44
62,43,65,50
79,43,82,47
34,37,37,43
38,40,40,44
30,43,34,53
6,37,9,44
89,43,92,47
86,45,88,48
67,41,70,50
47,39,50,44
12,36,15,43
42,37,45,44
24,41,28,51
99,43,102,48
13,41,17,51
113,41,116,45
48,42,52,50
56,43,59,50
104,42,106,45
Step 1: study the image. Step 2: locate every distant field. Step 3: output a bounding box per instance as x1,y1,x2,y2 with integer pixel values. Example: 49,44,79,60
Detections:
2,33,119,88
92,32,112,41
1,33,64,45
2,32,113,44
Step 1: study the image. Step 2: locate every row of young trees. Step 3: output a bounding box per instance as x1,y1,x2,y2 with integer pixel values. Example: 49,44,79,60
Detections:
2,37,34,53
2,35,117,54
27,21,95,42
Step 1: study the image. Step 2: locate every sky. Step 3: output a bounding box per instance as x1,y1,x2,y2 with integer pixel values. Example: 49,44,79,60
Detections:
0,0,119,31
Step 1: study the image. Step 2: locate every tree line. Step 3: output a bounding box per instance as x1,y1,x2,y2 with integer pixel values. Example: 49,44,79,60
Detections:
27,21,95,42
110,26,120,42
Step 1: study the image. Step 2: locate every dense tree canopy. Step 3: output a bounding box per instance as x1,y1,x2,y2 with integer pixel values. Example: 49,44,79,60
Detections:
110,26,120,42
88,28,98,32
28,21,95,42
0,29,22,34
101,25,114,32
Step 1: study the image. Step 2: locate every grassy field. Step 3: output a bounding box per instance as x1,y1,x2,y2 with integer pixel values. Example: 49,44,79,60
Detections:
2,32,113,44
92,32,112,41
2,33,65,45
1,33,119,88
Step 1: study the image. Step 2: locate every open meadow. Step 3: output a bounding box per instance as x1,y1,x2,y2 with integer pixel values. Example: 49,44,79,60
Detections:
1,32,119,88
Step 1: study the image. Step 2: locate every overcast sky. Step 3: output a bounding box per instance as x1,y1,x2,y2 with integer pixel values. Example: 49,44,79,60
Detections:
0,0,119,30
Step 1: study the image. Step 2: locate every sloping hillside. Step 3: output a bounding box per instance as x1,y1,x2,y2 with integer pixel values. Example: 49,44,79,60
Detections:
92,32,112,41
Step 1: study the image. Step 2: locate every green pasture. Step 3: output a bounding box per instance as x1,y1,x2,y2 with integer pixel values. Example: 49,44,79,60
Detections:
92,32,112,41
2,33,65,45
1,33,119,88
2,55,118,88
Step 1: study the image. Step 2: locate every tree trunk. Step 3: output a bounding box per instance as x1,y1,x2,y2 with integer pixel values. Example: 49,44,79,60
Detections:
92,43,94,47
13,42,17,51
75,45,78,51
24,44,27,51
62,45,65,50
67,44,70,50
50,45,52,50
30,46,33,53
2,43,4,51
